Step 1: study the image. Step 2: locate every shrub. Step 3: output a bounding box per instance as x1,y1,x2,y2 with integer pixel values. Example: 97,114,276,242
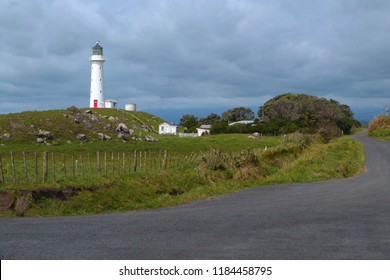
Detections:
232,150,260,168
280,132,312,150
368,115,390,133
199,149,228,171
318,124,343,143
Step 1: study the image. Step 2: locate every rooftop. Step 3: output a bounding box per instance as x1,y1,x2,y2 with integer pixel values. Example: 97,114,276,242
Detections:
92,41,103,55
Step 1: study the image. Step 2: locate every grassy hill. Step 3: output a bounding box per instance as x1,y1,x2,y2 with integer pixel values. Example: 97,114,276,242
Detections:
368,115,390,141
0,107,165,145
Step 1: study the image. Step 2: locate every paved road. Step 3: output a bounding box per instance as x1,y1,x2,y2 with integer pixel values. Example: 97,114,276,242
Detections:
1,133,390,259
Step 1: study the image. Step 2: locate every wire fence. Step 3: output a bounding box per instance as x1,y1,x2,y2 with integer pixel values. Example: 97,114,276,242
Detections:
0,150,198,188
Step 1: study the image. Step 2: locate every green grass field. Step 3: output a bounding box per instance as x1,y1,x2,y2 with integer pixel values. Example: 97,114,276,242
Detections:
0,134,280,189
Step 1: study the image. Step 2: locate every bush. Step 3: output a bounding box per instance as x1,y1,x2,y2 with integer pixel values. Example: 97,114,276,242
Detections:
280,132,312,149
368,115,390,133
318,124,343,143
197,149,263,181
199,149,228,171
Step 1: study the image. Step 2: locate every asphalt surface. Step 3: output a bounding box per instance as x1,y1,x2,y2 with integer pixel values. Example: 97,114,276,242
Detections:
1,133,390,260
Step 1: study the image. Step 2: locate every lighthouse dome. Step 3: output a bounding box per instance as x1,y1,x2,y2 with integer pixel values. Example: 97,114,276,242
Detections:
92,42,103,55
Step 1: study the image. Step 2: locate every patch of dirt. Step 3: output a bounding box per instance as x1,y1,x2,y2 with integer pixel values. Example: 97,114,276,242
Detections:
0,187,82,212
0,192,15,211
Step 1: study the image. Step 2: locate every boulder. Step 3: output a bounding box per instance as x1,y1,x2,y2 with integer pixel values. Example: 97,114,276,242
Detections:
145,135,159,142
89,115,99,122
38,129,53,140
116,123,129,133
248,132,260,140
117,132,127,141
0,133,11,140
97,133,111,141
36,137,45,143
77,134,87,141
67,106,81,114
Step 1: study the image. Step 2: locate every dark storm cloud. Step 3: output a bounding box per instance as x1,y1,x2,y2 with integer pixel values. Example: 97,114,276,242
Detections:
0,0,389,119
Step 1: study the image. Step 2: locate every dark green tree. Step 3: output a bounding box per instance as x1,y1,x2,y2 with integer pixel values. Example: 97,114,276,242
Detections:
179,114,198,132
211,120,228,134
258,93,357,136
222,107,254,123
199,113,221,125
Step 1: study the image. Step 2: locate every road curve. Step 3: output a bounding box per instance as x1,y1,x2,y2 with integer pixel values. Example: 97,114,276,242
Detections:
1,133,390,259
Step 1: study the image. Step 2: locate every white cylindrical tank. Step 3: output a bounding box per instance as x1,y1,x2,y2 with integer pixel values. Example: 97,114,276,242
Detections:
125,103,136,111
89,41,105,108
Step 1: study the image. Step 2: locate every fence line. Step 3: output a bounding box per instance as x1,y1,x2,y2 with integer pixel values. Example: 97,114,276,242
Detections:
0,150,198,187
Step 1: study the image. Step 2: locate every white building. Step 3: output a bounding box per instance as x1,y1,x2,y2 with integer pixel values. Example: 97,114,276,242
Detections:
228,120,255,126
159,122,179,135
89,41,105,108
105,100,117,108
196,124,212,136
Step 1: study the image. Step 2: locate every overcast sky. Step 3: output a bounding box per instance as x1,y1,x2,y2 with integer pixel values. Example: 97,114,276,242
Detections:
1,0,389,122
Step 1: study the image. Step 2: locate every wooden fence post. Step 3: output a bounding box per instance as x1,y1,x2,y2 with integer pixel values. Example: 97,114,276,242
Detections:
52,152,56,181
97,151,101,177
133,150,137,172
116,152,119,175
88,152,92,177
163,150,168,170
153,151,157,172
0,154,4,186
139,150,142,171
129,152,131,173
122,152,126,174
35,152,39,182
111,152,115,176
10,151,16,184
80,153,85,178
62,153,67,179
43,151,48,182
104,152,107,176
144,151,147,172
159,150,163,169
71,154,75,179
23,152,28,182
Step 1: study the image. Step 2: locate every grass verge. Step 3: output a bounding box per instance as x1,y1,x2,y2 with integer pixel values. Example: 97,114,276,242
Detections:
264,136,365,184
368,129,390,142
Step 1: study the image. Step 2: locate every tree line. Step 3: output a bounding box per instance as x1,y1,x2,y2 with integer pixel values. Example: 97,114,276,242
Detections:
179,93,360,136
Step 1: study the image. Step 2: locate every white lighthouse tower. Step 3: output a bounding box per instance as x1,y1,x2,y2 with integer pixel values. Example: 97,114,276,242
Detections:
89,41,105,108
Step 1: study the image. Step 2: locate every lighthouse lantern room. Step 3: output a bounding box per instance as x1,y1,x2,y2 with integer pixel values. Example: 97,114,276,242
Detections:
89,41,105,108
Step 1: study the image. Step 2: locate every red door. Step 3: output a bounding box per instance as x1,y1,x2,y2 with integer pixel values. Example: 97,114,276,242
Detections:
94,99,98,108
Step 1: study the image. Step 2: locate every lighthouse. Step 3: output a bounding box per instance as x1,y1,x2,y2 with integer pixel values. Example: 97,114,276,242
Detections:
89,41,105,108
